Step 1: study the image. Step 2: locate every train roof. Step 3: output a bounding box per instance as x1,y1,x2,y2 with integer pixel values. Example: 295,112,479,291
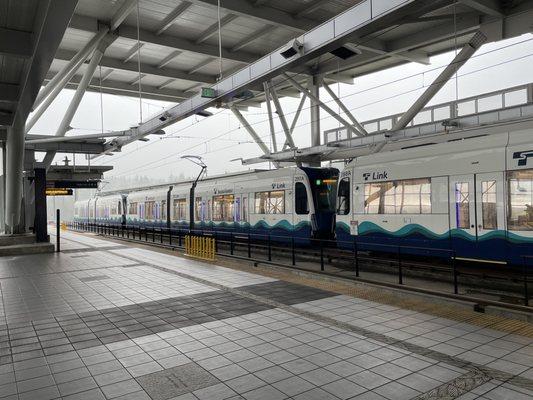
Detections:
99,169,268,197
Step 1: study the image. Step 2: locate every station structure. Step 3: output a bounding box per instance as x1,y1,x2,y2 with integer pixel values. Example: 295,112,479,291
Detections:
1,0,533,239
1,3,533,400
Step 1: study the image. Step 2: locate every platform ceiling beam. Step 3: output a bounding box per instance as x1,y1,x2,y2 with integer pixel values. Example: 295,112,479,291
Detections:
0,27,34,58
230,106,272,157
185,0,316,32
196,14,238,44
268,82,296,150
55,49,215,85
155,1,192,35
69,15,259,64
322,82,367,136
459,0,504,17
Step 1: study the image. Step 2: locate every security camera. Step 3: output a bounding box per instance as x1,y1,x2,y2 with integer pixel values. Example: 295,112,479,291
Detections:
280,39,303,59
159,112,171,122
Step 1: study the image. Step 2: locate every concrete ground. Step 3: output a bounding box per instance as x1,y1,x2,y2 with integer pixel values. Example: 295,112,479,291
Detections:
0,230,532,400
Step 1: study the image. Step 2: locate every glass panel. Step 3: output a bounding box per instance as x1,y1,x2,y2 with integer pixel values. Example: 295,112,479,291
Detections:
363,121,378,133
295,182,309,215
161,200,167,220
457,100,476,116
455,182,470,229
505,89,527,107
337,177,350,215
413,110,432,125
379,119,392,131
212,195,234,222
310,177,338,212
195,197,203,221
172,199,187,221
364,179,431,214
255,191,285,214
433,106,451,121
508,170,533,231
478,94,502,112
481,181,497,229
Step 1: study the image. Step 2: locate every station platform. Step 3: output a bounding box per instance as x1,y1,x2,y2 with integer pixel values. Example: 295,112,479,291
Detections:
0,230,532,400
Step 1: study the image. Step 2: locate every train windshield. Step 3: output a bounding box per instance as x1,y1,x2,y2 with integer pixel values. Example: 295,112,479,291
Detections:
309,173,338,212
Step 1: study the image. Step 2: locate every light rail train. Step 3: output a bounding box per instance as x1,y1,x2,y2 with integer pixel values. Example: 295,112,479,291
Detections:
74,167,339,243
335,129,533,265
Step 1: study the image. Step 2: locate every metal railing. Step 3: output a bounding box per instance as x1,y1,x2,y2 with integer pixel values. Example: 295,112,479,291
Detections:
324,82,533,143
67,221,532,307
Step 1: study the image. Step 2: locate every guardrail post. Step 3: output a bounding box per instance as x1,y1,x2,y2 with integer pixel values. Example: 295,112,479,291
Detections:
524,258,529,307
161,228,164,244
291,237,296,266
320,240,325,271
230,232,234,255
169,228,173,246
268,234,272,262
452,254,458,295
214,231,218,253
354,240,359,277
248,234,251,258
56,209,60,253
398,247,403,285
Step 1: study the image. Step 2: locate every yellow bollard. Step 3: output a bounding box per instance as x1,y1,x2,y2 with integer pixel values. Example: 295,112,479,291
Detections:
184,235,215,261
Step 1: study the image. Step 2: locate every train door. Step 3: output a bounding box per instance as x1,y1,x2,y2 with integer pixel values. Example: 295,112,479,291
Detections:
450,174,506,262
450,175,476,258
474,172,506,262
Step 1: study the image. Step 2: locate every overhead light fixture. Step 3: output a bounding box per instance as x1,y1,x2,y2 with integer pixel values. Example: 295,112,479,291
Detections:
280,39,303,59
150,130,166,135
233,90,254,100
330,46,362,60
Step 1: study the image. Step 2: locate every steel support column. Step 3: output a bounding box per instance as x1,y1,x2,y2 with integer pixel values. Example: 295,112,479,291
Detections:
4,121,25,233
283,73,361,138
309,76,321,148
33,28,109,110
392,31,487,131
42,39,111,169
323,82,367,136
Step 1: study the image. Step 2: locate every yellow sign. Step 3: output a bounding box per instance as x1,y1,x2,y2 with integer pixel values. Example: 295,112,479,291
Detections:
184,235,216,261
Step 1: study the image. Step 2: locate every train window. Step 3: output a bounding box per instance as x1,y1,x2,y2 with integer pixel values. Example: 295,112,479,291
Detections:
146,201,155,220
195,197,203,221
365,178,431,214
128,202,137,215
481,181,497,229
255,191,285,214
295,183,309,215
213,195,234,221
508,170,533,231
455,182,470,228
337,177,350,215
173,199,186,221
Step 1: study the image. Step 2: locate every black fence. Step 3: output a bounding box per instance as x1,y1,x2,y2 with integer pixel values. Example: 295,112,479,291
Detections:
67,222,531,307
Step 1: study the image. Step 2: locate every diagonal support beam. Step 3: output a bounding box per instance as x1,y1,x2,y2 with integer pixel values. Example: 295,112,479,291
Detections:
263,82,277,153
230,106,271,156
157,50,182,68
322,82,367,136
33,28,109,110
283,73,362,137
295,0,329,18
42,38,113,169
123,42,144,63
111,0,137,31
268,82,296,149
283,93,306,151
392,31,487,131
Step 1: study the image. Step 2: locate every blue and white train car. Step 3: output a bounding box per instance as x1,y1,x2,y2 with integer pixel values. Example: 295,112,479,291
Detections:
336,129,533,265
126,188,168,227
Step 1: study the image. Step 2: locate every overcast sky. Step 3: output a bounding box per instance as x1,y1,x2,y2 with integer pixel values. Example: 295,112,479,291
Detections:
29,33,533,182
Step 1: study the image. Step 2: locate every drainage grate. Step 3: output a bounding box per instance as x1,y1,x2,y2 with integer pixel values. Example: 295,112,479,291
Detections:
137,363,219,400
79,275,110,282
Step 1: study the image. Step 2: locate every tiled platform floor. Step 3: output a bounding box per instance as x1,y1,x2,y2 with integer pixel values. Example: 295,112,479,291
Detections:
0,230,532,400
